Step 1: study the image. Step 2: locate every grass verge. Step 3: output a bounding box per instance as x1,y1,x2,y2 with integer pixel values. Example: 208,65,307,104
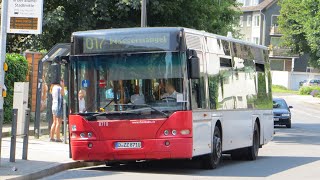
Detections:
272,85,299,94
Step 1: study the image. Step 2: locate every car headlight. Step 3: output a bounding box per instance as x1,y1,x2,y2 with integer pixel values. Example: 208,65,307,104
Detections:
281,113,290,117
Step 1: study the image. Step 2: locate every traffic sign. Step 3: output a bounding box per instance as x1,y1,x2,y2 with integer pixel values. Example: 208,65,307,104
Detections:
82,80,89,88
7,0,44,34
99,79,106,88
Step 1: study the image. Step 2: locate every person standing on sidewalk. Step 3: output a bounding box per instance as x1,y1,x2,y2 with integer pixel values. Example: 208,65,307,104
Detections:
50,79,65,142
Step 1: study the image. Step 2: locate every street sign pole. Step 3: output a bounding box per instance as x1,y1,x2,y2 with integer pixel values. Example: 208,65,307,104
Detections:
0,0,8,108
0,0,9,166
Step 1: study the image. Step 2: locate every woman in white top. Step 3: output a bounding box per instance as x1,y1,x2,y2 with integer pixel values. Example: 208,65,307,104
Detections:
78,89,86,112
50,79,64,142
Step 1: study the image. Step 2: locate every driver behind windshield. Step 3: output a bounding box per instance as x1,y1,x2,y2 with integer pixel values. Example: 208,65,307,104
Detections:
161,83,179,99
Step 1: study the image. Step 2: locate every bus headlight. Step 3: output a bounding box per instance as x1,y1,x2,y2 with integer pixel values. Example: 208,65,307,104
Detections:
71,125,77,131
172,130,177,136
80,133,86,138
180,129,190,135
88,132,93,138
164,130,169,136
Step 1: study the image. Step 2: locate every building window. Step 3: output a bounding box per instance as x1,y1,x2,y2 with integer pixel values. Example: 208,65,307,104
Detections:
271,15,279,27
239,16,244,27
253,37,259,44
270,60,285,71
245,0,251,6
247,15,252,27
253,15,260,27
270,37,281,47
253,0,259,5
237,0,245,6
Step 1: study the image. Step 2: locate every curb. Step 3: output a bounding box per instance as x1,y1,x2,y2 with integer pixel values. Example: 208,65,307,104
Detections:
1,129,49,138
7,161,104,180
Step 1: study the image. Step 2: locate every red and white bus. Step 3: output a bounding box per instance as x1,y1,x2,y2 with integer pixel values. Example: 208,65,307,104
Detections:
67,27,273,169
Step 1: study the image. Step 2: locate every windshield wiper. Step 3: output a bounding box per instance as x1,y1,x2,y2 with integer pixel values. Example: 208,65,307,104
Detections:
92,111,139,117
102,99,114,109
82,103,169,118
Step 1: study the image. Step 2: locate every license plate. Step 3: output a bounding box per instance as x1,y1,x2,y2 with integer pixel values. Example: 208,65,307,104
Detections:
115,142,142,149
274,118,279,121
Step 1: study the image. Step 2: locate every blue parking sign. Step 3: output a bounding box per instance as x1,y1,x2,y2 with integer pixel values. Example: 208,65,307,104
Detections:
82,80,89,88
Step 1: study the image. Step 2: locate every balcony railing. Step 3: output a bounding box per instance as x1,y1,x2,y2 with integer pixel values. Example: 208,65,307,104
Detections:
269,47,299,57
270,26,282,35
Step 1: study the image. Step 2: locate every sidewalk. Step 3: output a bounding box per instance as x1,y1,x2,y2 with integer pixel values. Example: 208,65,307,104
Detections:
0,122,103,180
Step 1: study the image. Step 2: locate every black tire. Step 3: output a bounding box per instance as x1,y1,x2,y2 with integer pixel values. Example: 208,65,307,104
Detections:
245,122,260,160
202,126,222,169
286,120,291,128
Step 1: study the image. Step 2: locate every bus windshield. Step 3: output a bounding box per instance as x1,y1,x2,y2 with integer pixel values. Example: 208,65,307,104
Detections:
71,52,187,116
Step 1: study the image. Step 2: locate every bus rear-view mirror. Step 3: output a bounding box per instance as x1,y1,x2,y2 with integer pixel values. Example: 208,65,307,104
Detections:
188,50,200,79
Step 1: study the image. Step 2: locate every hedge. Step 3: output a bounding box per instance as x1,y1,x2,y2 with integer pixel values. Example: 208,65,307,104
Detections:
299,86,320,96
3,53,28,124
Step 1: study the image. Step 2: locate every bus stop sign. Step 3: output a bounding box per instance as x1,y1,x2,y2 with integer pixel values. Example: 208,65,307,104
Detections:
82,80,89,88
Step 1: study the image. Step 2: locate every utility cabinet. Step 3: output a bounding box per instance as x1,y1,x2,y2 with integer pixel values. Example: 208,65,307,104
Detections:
13,82,29,135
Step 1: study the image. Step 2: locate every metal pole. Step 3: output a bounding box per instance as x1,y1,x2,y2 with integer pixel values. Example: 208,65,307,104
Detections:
0,0,9,109
0,109,4,165
22,109,30,160
0,1,9,162
34,61,43,139
10,109,18,162
63,100,67,144
141,0,147,27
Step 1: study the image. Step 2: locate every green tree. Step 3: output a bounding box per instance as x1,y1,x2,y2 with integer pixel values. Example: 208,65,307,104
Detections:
4,54,29,123
278,0,320,68
9,0,241,52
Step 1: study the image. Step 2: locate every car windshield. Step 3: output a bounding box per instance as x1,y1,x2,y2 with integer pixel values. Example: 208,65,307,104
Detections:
70,52,188,116
273,99,287,109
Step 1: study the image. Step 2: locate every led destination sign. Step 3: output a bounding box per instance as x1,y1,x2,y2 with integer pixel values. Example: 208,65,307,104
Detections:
77,32,179,54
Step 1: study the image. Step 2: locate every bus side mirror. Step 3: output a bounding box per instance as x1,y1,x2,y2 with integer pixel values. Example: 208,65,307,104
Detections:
188,50,200,79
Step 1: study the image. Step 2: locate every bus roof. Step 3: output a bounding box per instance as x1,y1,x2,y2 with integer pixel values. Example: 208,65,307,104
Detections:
72,27,183,37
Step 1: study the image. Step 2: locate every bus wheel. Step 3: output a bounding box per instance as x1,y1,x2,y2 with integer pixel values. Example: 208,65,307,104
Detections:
202,126,222,169
245,122,260,160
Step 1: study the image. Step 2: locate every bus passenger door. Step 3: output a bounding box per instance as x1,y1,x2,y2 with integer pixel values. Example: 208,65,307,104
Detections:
191,77,212,156
192,111,212,156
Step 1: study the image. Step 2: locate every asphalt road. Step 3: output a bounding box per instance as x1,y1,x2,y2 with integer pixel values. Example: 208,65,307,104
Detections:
42,94,320,180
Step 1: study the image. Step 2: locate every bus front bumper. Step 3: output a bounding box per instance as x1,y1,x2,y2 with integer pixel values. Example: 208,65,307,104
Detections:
71,138,193,161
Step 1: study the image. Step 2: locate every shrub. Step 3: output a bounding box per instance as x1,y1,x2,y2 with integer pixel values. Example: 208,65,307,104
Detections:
299,86,320,96
3,53,28,123
272,85,288,90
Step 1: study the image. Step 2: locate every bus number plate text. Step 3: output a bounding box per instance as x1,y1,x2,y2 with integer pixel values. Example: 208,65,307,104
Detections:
115,142,142,149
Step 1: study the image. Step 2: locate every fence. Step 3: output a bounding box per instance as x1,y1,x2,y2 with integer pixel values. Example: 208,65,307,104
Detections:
271,71,320,90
